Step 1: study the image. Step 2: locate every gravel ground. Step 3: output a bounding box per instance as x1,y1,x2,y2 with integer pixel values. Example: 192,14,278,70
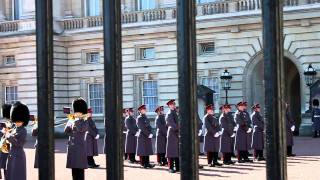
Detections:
21,136,320,180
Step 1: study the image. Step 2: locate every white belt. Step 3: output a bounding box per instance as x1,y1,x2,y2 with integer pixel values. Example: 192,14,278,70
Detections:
314,115,320,118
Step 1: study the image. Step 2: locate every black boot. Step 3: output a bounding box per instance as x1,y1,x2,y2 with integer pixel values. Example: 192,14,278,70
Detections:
212,152,222,166
287,146,296,157
168,158,176,173
175,158,180,172
313,131,318,138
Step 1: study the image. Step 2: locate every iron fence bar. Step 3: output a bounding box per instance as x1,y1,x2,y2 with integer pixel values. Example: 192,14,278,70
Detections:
262,0,287,179
103,0,124,179
35,0,55,179
176,0,199,179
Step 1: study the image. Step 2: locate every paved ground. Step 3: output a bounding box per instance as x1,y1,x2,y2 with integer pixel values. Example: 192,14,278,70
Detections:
22,137,320,180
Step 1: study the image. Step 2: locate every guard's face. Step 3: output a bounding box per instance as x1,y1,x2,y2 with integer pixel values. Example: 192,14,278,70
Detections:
140,109,147,114
129,111,134,116
207,109,214,115
169,103,176,109
256,108,260,112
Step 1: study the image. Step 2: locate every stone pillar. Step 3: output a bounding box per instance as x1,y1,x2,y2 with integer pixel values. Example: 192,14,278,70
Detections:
64,0,73,18
53,0,64,20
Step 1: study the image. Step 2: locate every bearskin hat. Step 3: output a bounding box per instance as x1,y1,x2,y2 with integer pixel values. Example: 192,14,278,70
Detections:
10,101,30,126
2,104,12,119
72,98,88,114
313,99,319,107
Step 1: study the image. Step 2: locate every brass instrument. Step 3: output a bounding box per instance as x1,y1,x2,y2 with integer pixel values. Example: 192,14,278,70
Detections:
0,122,16,154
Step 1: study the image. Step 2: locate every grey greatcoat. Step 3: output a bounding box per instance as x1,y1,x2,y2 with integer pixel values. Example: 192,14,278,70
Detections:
312,108,320,131
219,113,234,153
65,119,88,169
6,126,27,180
136,114,153,156
251,112,264,150
244,110,252,150
203,114,221,153
122,117,127,154
165,109,179,158
0,125,8,169
234,110,249,151
32,126,39,168
125,116,138,154
286,109,295,146
155,114,167,154
85,117,99,156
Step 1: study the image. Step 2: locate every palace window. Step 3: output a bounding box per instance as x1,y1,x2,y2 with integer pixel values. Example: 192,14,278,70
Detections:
5,86,18,104
199,42,215,55
197,0,219,3
142,80,158,111
137,0,156,10
86,52,100,64
88,84,104,114
3,55,16,66
140,47,155,60
201,77,220,112
12,0,22,20
86,0,101,16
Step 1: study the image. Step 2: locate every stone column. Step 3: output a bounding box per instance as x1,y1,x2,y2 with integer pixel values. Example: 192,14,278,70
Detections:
64,0,73,18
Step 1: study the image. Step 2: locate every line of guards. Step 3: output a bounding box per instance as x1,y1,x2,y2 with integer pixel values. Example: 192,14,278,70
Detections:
0,97,305,180
122,99,298,174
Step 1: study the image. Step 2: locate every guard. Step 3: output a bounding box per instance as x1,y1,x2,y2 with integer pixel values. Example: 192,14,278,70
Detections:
251,104,265,161
155,106,168,166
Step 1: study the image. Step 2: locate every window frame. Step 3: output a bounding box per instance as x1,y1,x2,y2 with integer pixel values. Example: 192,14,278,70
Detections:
85,0,101,17
3,55,16,66
5,86,18,104
198,41,215,56
86,52,101,64
136,0,156,11
88,83,104,116
141,80,158,115
140,47,155,60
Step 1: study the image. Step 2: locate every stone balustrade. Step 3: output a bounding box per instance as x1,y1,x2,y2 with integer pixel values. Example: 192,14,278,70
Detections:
1,0,319,33
0,19,35,33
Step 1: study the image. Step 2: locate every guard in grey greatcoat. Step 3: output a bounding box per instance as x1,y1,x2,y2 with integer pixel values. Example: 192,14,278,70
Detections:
285,103,296,157
234,102,252,163
65,98,89,180
122,109,128,160
203,104,222,167
5,101,29,180
251,104,265,161
312,99,320,138
243,102,253,155
136,105,154,168
154,106,168,166
0,104,11,178
86,108,100,168
125,108,138,163
31,119,39,168
219,104,235,165
165,99,179,173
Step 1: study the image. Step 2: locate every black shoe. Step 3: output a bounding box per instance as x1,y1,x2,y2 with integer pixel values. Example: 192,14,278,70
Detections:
169,169,176,173
199,165,204,169
238,159,246,163
213,161,222,166
258,157,265,161
209,164,215,167
229,161,235,165
147,164,155,168
244,159,253,163
287,154,296,157
129,160,136,164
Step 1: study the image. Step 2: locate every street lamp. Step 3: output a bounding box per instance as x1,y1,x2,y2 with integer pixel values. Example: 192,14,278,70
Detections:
304,64,317,112
220,69,233,104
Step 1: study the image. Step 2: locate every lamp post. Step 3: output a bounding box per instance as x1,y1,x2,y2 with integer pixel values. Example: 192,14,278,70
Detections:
220,69,232,104
304,64,317,112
